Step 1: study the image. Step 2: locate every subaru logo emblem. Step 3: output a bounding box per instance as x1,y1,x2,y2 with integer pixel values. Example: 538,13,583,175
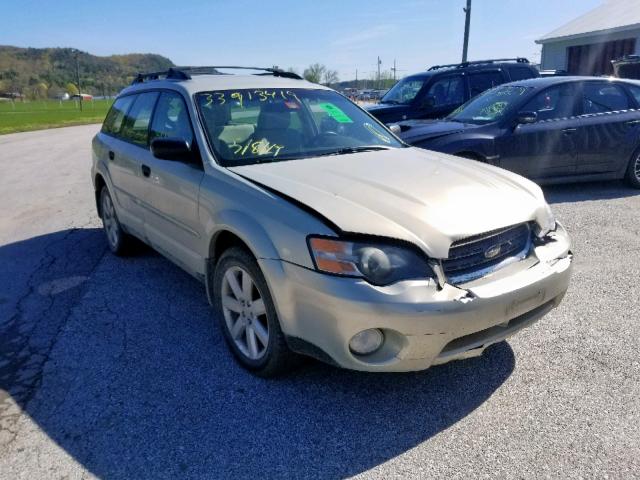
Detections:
484,244,502,259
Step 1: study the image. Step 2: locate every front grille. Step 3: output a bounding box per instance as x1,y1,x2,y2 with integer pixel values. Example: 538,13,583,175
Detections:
442,223,531,283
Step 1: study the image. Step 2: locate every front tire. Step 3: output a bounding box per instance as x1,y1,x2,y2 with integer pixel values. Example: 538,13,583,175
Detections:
625,149,640,189
213,247,296,377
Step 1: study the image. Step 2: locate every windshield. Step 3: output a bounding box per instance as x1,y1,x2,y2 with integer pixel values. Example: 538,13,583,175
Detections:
380,77,428,105
195,88,404,166
447,85,531,124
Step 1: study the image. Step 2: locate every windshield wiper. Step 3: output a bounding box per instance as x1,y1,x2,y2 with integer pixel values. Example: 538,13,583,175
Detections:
380,99,399,105
315,146,393,157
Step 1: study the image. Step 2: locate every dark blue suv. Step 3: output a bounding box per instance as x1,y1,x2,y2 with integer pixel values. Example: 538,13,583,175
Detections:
365,58,538,124
398,76,640,188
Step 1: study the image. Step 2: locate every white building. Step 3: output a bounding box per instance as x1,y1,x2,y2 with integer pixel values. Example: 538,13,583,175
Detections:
536,0,640,75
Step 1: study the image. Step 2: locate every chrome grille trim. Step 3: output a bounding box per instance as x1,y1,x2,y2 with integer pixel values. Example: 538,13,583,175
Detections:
443,223,532,284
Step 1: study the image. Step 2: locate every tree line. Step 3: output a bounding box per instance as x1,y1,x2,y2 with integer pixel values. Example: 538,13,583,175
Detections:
0,45,397,100
0,46,173,99
297,64,398,90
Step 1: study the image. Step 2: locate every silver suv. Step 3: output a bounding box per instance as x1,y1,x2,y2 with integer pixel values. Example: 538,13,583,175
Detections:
92,66,573,377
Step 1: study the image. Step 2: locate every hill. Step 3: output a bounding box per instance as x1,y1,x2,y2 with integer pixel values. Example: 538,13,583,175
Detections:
0,46,174,99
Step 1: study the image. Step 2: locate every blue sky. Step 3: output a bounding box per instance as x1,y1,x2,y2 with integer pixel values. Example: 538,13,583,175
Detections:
1,0,602,80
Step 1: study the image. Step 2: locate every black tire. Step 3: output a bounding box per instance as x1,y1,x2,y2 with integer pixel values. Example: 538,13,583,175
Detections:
624,149,640,189
99,187,135,255
213,247,297,377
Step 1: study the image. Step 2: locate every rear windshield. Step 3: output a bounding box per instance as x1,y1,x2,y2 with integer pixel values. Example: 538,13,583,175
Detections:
195,88,403,166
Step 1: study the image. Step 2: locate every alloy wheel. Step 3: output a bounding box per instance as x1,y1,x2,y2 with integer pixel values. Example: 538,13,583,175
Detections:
101,192,120,249
220,266,269,360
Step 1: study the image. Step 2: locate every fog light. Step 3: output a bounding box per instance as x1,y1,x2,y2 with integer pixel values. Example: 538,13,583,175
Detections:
349,329,384,355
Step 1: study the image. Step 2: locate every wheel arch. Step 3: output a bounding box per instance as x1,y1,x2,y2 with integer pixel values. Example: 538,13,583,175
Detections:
94,173,107,218
624,143,640,188
204,211,281,306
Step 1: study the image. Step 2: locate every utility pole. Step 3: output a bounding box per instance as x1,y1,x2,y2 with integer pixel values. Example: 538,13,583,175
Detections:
75,50,83,112
462,0,472,63
377,56,381,89
391,59,397,81
355,69,358,90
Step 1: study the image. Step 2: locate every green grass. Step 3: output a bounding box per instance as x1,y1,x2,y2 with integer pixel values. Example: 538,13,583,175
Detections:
0,99,113,135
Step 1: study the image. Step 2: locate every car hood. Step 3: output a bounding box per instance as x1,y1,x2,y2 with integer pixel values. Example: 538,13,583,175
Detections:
364,103,412,121
228,148,550,258
399,119,477,143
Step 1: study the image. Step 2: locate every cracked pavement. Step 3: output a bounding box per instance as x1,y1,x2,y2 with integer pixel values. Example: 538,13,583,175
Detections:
0,125,639,479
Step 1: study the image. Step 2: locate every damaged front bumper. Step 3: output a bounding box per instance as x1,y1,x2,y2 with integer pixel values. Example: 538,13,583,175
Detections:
260,223,573,372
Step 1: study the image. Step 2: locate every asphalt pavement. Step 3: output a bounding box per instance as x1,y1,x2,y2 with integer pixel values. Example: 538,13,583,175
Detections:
0,125,639,479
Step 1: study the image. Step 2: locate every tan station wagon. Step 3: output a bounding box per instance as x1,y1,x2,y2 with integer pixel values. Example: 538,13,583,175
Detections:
91,66,573,377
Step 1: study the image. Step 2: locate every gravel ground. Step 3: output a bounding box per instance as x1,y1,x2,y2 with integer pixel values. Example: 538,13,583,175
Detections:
0,125,639,479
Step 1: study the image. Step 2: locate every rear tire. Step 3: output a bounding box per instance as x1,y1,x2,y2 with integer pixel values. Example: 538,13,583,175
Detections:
100,187,135,255
624,149,640,189
213,247,297,377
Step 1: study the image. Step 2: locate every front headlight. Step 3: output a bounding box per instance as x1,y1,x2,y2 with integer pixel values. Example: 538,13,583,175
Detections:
534,203,557,239
308,236,433,286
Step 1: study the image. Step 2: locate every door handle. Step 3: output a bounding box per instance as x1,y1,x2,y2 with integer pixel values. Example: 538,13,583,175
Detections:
108,150,115,160
562,128,577,135
141,165,151,177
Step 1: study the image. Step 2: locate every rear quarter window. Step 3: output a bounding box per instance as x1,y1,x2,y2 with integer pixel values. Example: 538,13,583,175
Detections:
102,96,135,136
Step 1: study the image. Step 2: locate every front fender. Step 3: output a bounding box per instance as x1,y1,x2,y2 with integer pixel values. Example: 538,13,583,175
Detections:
198,169,338,304
210,209,280,261
203,210,281,307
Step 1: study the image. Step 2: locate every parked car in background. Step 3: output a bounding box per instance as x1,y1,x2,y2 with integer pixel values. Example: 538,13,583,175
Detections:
539,69,568,77
356,89,384,102
612,54,640,80
92,66,572,377
398,76,640,188
366,58,539,124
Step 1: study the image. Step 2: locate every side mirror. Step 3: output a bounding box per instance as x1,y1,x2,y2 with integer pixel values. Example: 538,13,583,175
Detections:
516,111,538,124
388,124,401,135
420,95,436,109
150,137,194,162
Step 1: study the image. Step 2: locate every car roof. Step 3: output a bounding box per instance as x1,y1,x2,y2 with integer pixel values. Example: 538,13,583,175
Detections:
119,74,331,97
504,75,640,89
401,62,537,82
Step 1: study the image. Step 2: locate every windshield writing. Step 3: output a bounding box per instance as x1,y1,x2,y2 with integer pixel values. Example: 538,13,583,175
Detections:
196,88,403,166
448,85,530,124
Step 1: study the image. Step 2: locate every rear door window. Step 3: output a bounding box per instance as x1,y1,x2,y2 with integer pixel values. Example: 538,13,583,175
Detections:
425,75,465,107
102,96,135,136
468,71,505,97
582,82,630,114
120,92,159,146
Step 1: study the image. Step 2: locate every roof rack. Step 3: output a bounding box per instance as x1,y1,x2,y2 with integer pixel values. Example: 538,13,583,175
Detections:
428,57,530,71
131,66,303,84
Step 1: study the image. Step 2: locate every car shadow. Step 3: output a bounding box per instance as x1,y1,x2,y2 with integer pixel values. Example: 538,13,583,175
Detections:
543,180,639,204
1,229,515,479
